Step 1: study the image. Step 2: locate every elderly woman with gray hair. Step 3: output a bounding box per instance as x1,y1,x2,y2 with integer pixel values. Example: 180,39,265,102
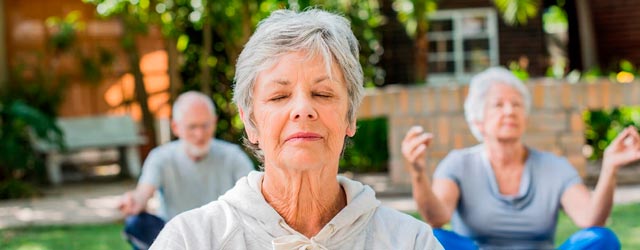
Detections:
402,66,640,250
150,8,443,250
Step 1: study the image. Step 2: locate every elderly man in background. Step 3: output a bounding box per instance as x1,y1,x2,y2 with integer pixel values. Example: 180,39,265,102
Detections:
119,91,254,250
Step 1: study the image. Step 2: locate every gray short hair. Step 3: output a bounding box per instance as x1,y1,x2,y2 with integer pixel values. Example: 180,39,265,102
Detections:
172,91,217,123
233,9,364,160
464,67,531,141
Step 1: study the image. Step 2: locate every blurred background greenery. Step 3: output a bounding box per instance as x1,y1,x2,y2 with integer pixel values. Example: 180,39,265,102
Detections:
2,0,640,199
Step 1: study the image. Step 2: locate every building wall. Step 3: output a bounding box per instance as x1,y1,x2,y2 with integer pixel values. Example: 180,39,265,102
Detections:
590,0,640,68
3,0,169,119
357,79,640,186
438,0,548,76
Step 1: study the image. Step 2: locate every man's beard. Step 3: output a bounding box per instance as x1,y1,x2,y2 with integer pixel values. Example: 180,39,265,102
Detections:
184,140,211,159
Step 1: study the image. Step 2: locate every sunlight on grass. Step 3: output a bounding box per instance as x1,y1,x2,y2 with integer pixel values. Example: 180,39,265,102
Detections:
16,243,49,250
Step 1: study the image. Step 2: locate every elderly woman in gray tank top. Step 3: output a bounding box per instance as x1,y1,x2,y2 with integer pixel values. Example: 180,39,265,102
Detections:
402,67,640,250
149,9,443,250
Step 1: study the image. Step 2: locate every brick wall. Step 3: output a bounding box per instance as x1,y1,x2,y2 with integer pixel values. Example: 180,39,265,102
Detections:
357,79,640,186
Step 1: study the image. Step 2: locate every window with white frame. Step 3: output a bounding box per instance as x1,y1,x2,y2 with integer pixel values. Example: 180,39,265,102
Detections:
427,8,499,85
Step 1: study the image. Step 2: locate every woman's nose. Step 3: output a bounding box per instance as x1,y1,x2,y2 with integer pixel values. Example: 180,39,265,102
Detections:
290,95,318,120
503,103,516,114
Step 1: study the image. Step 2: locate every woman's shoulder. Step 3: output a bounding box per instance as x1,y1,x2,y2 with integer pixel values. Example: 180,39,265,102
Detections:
371,206,443,249
528,148,571,166
528,147,577,173
156,201,241,248
372,206,433,233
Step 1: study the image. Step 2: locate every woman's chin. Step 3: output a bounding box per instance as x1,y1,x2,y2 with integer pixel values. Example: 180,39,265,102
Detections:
277,157,329,172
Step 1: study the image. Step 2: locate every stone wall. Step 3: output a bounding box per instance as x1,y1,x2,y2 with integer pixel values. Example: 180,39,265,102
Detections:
356,79,640,186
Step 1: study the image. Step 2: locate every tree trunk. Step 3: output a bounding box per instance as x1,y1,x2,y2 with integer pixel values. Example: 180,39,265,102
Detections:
575,0,598,70
128,47,157,148
165,37,182,105
200,20,212,96
413,0,430,83
121,18,157,149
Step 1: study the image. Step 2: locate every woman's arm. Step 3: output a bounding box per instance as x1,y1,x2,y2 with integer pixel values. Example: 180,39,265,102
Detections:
402,126,460,227
562,126,640,227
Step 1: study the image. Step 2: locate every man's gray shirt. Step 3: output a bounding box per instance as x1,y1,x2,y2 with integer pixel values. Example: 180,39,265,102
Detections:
138,139,254,220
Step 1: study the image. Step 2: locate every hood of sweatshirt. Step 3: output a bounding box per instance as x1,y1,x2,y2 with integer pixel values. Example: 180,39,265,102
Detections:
218,171,380,249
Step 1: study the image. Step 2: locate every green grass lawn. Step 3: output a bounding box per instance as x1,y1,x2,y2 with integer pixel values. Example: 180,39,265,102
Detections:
555,202,640,248
1,203,639,250
0,223,129,250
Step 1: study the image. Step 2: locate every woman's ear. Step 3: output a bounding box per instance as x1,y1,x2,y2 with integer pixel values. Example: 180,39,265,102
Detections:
346,119,356,137
239,107,258,143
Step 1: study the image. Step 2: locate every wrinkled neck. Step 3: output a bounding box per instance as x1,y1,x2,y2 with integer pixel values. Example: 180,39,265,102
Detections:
262,167,346,238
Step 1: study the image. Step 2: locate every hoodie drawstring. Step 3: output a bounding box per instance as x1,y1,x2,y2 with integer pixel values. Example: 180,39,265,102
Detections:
272,220,332,250
272,234,329,250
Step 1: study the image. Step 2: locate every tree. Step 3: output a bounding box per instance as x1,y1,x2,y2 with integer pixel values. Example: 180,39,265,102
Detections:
84,0,164,148
84,0,541,149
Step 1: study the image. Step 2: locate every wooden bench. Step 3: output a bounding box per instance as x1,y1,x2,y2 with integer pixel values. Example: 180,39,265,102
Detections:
32,115,146,185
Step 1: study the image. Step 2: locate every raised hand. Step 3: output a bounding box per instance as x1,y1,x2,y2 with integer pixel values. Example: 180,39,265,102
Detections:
401,126,433,174
603,126,640,171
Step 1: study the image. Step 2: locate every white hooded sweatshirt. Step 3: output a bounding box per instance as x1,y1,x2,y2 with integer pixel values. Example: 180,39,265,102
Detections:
150,171,443,250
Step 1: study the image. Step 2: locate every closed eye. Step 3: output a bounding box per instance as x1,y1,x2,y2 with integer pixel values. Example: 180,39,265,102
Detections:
313,92,333,98
269,95,288,101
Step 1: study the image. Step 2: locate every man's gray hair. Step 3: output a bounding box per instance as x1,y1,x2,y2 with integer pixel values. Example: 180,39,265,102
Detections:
464,67,531,141
233,9,364,160
172,91,217,123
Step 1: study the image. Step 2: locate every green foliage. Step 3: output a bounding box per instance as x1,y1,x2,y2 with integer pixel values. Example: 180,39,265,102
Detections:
393,0,438,37
340,117,389,173
309,0,384,87
508,61,530,81
146,0,383,143
82,0,545,161
45,11,85,53
0,224,129,250
548,59,639,83
542,5,567,34
493,0,540,26
0,10,93,199
1,57,66,199
0,98,63,199
45,11,110,85
584,107,640,160
0,179,39,200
